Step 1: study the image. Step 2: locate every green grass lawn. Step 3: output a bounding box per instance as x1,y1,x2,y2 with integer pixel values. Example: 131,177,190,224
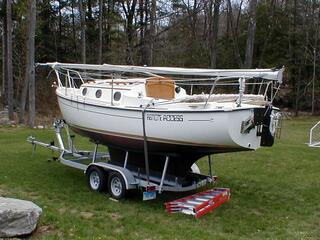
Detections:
0,117,319,239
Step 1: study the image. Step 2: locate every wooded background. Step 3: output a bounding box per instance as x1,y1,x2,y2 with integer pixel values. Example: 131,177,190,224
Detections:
0,0,319,126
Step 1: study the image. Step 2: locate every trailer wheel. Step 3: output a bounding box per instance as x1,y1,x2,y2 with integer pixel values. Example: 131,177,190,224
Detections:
87,166,107,192
108,172,127,200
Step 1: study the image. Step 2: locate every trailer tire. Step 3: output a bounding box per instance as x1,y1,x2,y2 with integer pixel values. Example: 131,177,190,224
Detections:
108,172,127,200
87,166,107,192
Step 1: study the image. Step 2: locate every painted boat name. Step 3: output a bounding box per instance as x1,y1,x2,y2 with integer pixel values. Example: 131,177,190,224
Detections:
146,114,184,122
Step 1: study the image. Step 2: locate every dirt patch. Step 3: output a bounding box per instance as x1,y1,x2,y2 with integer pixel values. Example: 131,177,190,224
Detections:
109,213,121,222
0,188,10,197
114,226,124,234
251,208,264,216
70,209,78,214
80,211,94,219
24,191,40,200
58,207,67,214
37,225,55,234
32,224,61,239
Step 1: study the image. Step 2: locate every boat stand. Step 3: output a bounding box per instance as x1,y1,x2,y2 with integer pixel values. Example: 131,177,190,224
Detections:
308,121,320,147
165,188,230,218
27,120,217,201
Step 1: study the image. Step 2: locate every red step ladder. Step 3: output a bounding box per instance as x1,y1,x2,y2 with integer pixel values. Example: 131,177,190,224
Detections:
165,188,230,218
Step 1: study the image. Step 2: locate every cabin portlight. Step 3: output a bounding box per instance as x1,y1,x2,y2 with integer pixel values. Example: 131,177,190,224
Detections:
96,89,102,98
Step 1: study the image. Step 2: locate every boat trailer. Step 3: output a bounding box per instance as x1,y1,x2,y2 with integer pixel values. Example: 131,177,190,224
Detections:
28,120,227,199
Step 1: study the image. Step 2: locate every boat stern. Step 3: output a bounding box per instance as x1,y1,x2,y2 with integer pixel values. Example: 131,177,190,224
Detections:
228,105,280,150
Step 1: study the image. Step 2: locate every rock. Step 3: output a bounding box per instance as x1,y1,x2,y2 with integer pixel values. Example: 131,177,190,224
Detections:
0,110,8,118
0,197,42,238
0,110,9,125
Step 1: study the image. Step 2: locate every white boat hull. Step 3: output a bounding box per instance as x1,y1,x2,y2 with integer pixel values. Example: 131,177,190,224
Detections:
57,93,263,154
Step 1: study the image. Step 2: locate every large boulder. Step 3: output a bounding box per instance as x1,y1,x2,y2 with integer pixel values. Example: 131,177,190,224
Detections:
0,197,42,238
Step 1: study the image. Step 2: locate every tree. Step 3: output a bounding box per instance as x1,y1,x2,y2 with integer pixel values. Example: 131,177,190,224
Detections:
227,0,243,68
1,1,8,108
71,0,78,61
311,1,320,115
208,0,221,68
0,0,318,118
79,0,86,63
57,0,63,60
98,0,103,64
28,0,36,127
6,0,13,120
244,0,257,68
138,0,147,65
122,0,138,65
18,0,36,126
147,0,156,66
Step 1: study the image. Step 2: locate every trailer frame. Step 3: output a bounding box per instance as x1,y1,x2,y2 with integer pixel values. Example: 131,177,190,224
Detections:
27,119,216,200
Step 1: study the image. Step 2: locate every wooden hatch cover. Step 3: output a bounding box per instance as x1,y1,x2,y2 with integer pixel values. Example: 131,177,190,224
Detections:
145,77,175,100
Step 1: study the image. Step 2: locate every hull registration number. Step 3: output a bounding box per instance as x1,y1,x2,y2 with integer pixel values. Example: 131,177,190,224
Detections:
146,114,184,122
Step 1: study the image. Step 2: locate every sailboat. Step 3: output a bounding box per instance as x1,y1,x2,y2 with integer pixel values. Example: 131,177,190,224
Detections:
42,62,283,177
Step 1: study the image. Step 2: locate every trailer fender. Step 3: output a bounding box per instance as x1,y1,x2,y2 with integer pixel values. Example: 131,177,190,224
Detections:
191,163,201,174
86,163,138,190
